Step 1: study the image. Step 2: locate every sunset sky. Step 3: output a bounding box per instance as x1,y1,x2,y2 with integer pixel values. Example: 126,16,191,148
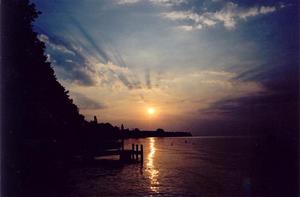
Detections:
32,0,298,134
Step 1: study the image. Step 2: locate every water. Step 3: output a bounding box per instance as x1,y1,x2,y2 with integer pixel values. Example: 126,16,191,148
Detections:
64,137,297,197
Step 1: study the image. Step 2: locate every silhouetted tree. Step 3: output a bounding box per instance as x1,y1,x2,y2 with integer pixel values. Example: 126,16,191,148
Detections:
156,128,165,133
2,0,85,141
134,128,141,132
1,0,85,196
93,115,98,124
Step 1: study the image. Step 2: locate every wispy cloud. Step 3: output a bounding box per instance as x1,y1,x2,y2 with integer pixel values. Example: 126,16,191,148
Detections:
38,34,75,55
145,69,152,89
177,25,194,31
162,2,282,31
38,33,143,89
100,61,142,90
70,92,106,109
70,18,110,63
38,33,96,86
116,0,141,5
116,0,186,6
149,0,187,6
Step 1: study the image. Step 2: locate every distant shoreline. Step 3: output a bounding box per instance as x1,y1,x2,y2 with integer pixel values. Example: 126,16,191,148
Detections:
122,130,192,139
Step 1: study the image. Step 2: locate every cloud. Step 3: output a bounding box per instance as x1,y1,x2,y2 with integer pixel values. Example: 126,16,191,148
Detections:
38,34,95,86
96,61,142,90
149,0,187,6
198,58,299,136
70,18,109,63
157,69,264,102
260,6,276,14
162,2,282,31
38,31,143,89
116,0,186,6
200,88,298,136
116,0,140,5
54,64,96,86
70,92,106,109
145,69,152,89
177,25,194,31
38,34,75,55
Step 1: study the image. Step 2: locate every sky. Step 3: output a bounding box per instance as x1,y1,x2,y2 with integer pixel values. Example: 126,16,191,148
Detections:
32,0,299,135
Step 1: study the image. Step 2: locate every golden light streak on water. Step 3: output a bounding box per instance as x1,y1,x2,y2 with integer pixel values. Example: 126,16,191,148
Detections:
146,137,160,193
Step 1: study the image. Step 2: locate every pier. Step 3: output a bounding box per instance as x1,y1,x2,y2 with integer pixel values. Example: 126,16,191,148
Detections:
119,142,144,163
92,139,144,164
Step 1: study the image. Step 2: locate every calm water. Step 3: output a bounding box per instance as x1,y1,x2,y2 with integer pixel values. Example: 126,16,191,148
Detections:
64,137,297,197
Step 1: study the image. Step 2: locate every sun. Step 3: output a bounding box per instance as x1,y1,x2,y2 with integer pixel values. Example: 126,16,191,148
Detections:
147,107,156,115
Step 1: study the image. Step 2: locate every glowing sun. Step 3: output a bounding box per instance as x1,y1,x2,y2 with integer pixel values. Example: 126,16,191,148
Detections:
147,107,156,115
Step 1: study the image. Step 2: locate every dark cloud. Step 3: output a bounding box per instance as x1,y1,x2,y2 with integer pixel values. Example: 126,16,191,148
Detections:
70,18,128,68
37,25,142,89
38,33,97,86
69,18,145,89
199,60,299,137
145,69,152,89
115,72,142,89
106,43,128,68
70,18,109,63
39,32,140,89
71,92,106,109
196,10,300,137
57,65,96,86
117,73,133,89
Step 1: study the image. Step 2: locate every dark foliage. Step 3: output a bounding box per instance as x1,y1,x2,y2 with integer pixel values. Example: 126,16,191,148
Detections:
2,0,85,142
1,0,85,196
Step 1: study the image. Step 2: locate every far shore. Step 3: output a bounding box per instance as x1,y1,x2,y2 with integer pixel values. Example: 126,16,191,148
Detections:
122,130,192,139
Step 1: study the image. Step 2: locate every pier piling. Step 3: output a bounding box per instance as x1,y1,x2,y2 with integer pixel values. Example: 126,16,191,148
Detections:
119,143,144,163
140,145,143,163
131,144,134,160
121,138,124,151
135,144,139,160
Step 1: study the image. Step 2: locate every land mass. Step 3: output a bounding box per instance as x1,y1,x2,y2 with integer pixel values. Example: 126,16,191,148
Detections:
88,118,192,141
122,129,192,138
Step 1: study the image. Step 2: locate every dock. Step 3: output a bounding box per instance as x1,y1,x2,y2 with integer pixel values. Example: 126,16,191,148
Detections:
119,143,144,163
93,139,144,164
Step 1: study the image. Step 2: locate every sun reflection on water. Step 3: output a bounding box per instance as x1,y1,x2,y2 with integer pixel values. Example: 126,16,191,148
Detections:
146,137,159,193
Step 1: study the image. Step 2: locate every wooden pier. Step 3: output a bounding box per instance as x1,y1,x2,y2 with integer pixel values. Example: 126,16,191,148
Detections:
119,141,144,163
92,139,144,164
